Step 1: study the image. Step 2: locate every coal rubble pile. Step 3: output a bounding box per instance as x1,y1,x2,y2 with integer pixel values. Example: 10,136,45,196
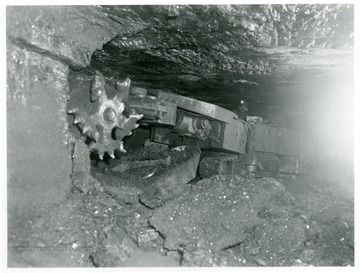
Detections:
10,163,354,267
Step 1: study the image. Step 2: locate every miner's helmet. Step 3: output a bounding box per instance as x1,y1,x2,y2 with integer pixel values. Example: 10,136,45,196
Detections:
239,100,249,111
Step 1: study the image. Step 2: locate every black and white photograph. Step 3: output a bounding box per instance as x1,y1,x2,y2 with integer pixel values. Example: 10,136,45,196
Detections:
2,0,357,269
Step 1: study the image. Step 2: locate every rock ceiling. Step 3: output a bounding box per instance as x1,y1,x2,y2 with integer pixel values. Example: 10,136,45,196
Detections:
89,5,353,128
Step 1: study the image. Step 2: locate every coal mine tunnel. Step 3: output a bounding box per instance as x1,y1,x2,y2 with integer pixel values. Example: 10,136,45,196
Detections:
6,5,355,267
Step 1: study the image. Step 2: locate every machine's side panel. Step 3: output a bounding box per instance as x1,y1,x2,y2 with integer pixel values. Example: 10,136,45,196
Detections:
213,119,247,154
252,124,300,156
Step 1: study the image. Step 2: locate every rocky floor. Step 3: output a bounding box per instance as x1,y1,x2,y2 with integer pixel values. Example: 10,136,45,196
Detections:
8,145,354,267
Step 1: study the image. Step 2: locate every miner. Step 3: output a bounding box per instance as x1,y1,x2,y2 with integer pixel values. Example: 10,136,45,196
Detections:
234,100,249,120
